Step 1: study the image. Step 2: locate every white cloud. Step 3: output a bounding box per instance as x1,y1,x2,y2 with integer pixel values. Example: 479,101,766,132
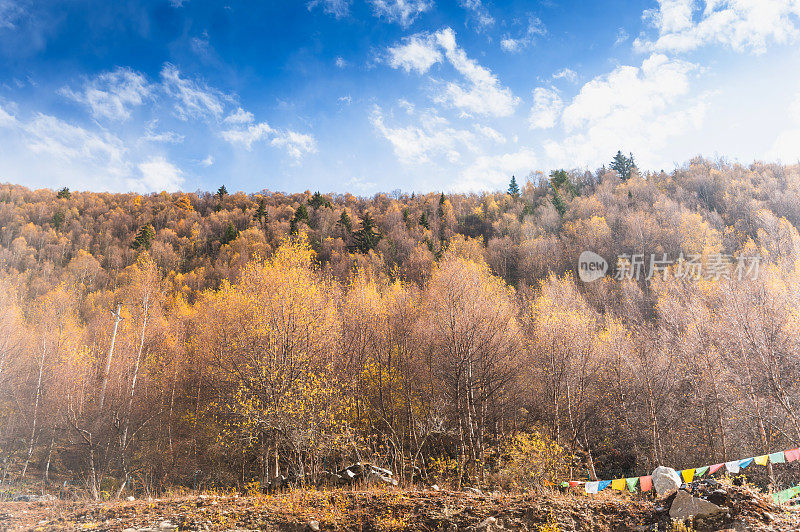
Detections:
160,63,227,120
500,16,546,53
767,89,800,161
307,0,352,18
552,68,577,83
615,27,630,45
370,105,478,164
0,0,24,29
335,56,347,68
24,113,127,173
456,148,537,192
544,53,708,168
369,0,433,27
433,28,519,116
224,107,255,124
386,28,518,117
474,124,506,143
135,157,184,192
346,176,377,193
200,155,215,167
61,67,153,121
529,87,562,129
338,95,352,105
458,0,494,28
635,0,800,54
221,122,274,149
270,130,317,159
142,120,184,144
0,104,190,192
387,32,442,74
222,121,316,159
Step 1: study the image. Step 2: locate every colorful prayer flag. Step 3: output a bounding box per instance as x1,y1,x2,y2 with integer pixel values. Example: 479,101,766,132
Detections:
785,448,800,462
639,475,652,493
611,478,625,491
739,458,754,469
725,460,740,474
769,451,786,464
695,466,709,477
773,486,800,504
569,481,582,488
709,463,724,474
681,469,695,483
755,455,768,466
626,477,638,492
585,481,599,494
598,480,611,491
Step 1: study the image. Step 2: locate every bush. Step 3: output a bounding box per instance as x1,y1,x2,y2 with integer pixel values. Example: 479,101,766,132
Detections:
498,432,572,491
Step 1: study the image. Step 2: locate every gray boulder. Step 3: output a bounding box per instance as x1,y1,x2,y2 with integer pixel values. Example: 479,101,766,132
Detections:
669,489,724,520
652,466,682,495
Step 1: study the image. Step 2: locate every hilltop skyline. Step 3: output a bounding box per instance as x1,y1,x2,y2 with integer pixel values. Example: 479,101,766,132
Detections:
0,0,799,194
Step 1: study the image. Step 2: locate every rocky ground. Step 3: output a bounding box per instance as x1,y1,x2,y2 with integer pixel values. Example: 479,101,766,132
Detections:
0,486,798,531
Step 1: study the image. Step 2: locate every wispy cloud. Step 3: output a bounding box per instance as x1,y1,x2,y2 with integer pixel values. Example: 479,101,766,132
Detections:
60,67,153,121
387,27,519,117
307,0,352,18
500,16,546,53
635,0,800,54
369,0,433,27
160,64,228,120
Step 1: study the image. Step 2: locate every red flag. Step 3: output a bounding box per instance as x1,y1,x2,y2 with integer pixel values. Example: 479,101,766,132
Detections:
785,448,800,462
639,475,652,493
709,463,724,474
569,481,581,488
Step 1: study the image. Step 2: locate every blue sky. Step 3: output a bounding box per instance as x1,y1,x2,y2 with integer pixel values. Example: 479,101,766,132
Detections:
1,0,800,194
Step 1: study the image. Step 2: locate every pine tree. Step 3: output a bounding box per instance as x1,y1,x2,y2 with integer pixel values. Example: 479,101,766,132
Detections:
438,192,446,217
221,222,239,245
309,192,330,209
551,189,567,216
217,185,228,198
610,151,636,181
254,198,269,230
338,210,352,232
351,212,381,253
56,187,71,199
290,204,310,234
419,211,429,229
508,175,520,197
51,210,65,230
131,224,155,250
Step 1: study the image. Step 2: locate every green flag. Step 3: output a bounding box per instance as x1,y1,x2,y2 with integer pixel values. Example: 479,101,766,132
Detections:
625,477,638,492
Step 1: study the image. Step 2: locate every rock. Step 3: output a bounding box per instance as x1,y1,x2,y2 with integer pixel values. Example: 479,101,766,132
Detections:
126,495,135,501
669,489,724,520
308,520,320,531
158,520,177,531
121,528,137,532
652,466,682,495
708,489,728,506
475,516,496,530
336,462,398,486
463,487,482,495
430,484,440,492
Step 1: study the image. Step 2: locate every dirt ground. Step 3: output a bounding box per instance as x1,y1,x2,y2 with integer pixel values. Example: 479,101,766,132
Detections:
1,488,799,531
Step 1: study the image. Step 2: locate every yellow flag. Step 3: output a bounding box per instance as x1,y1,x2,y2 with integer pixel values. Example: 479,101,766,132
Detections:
611,478,625,491
755,455,769,466
681,469,695,483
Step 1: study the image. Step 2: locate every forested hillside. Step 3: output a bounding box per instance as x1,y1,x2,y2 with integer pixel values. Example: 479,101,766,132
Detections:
3,157,800,497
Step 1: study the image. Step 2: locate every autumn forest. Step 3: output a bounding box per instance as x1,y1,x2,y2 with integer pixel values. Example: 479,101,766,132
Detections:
3,157,800,498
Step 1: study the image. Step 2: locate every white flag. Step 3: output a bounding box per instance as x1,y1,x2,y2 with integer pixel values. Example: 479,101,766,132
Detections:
725,460,740,474
585,481,599,494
